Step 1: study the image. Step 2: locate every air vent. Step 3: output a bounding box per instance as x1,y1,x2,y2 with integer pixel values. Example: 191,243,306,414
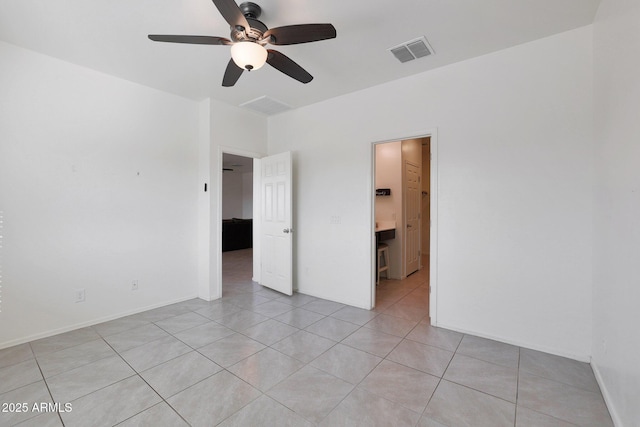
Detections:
389,36,434,63
240,96,292,115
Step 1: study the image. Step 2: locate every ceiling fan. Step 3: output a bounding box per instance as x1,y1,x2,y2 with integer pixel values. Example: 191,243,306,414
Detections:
148,0,336,87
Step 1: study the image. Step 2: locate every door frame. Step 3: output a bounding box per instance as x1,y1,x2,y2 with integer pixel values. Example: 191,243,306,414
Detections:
370,129,439,324
216,145,263,299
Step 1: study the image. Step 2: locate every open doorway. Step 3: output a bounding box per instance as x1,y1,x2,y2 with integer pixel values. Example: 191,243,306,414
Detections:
372,134,435,322
221,153,255,296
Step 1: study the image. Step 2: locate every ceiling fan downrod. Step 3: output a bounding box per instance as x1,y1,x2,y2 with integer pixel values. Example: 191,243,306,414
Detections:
239,2,262,19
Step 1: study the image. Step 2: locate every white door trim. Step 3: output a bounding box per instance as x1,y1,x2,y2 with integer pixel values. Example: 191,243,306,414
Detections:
370,129,438,325
429,129,439,325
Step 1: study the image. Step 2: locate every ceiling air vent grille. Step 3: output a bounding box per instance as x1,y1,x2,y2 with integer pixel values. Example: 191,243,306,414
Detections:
390,46,414,63
240,96,292,116
389,36,434,63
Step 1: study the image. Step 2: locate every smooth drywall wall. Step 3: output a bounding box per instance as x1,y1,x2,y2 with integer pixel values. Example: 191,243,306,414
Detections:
268,26,594,359
593,0,640,424
221,171,254,219
197,100,212,302
222,172,244,218
0,41,200,347
242,172,253,219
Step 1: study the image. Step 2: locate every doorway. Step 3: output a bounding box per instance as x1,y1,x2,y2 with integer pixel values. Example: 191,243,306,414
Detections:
372,132,437,323
221,153,255,295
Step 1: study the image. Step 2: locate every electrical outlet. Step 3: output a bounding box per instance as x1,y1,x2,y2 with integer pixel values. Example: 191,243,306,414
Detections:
131,280,139,291
75,289,85,303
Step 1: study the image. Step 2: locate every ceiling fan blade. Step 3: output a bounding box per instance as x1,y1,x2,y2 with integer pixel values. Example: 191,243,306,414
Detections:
148,35,231,45
222,59,244,87
211,0,250,31
266,50,313,84
263,24,336,45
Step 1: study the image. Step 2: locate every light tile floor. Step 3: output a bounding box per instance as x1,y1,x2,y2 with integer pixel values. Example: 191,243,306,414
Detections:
0,249,613,426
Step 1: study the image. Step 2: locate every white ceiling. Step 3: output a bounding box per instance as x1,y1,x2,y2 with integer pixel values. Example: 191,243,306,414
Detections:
0,0,601,113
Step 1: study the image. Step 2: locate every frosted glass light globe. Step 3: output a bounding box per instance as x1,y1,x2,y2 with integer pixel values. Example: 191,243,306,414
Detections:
231,42,268,71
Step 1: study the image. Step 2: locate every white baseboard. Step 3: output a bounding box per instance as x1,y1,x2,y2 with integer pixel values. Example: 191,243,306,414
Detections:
592,362,623,427
0,294,198,350
294,288,371,310
432,321,591,363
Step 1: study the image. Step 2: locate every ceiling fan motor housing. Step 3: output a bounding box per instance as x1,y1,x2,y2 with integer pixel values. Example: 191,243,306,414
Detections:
232,2,267,42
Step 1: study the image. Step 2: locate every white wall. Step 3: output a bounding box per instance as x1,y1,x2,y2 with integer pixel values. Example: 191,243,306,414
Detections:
592,0,640,425
197,100,211,303
269,26,594,359
222,172,244,218
241,172,253,219
221,170,253,219
0,41,200,348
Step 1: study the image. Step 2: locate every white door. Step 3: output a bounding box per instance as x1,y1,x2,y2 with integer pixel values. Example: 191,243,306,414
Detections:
404,161,421,275
260,151,293,295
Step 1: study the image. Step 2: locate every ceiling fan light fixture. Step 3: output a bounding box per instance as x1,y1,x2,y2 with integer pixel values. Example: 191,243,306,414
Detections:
148,0,337,86
231,42,267,70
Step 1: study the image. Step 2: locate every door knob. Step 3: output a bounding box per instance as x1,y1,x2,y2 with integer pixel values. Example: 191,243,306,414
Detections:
283,228,291,233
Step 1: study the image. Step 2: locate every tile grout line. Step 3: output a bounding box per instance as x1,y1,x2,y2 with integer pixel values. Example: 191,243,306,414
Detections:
171,302,311,426
101,315,218,427
92,339,167,425
27,341,67,427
